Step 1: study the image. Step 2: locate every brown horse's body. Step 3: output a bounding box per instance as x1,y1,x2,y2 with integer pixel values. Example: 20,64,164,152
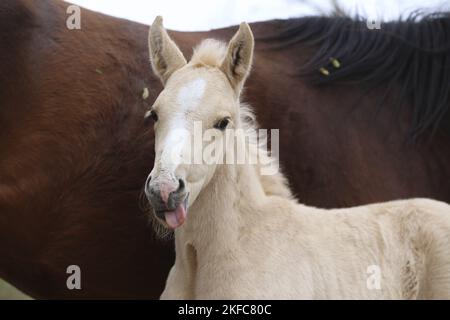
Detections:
0,0,449,298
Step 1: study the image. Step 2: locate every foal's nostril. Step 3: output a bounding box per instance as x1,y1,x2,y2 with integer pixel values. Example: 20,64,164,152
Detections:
177,179,185,192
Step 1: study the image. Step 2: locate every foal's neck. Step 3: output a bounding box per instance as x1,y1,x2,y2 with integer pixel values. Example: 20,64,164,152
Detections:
179,161,267,248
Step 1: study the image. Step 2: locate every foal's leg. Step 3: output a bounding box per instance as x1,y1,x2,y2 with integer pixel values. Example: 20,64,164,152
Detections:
160,244,197,300
160,265,190,300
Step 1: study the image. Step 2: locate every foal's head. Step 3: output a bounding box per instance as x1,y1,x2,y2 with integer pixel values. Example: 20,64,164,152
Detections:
145,17,254,229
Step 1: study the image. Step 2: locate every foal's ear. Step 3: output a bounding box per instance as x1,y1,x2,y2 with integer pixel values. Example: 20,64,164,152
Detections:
220,22,254,93
148,16,187,85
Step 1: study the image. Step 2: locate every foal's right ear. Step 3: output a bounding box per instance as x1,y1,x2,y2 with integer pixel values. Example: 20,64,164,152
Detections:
148,16,187,85
220,22,254,94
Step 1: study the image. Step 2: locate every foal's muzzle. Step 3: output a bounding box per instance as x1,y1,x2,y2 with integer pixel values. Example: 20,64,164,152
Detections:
145,176,188,228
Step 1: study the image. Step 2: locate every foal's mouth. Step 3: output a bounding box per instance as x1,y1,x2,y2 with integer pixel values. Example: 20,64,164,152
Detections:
154,194,189,230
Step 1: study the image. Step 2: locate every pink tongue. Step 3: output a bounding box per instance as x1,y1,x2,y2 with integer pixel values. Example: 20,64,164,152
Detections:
164,203,187,229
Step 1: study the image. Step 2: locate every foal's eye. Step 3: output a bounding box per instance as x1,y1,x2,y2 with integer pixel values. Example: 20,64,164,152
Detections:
214,117,230,131
145,110,158,122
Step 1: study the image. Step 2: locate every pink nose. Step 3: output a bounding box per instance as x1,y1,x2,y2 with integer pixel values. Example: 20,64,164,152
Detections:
145,176,186,210
159,183,178,206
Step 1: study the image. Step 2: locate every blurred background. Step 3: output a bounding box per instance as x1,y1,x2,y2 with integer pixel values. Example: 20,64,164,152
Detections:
66,0,449,31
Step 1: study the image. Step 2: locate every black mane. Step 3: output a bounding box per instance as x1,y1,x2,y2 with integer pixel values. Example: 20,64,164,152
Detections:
261,12,450,139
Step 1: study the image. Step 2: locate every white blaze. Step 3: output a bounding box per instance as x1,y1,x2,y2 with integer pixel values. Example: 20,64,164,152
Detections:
177,78,207,111
160,78,206,171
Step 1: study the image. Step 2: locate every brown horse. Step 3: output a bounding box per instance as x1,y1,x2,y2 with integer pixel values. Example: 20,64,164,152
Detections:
0,0,448,299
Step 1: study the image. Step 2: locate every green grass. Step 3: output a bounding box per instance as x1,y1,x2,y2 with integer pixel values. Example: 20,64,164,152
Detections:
0,279,31,300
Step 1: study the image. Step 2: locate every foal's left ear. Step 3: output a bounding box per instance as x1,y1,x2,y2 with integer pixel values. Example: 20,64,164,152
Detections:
220,22,254,94
148,16,187,85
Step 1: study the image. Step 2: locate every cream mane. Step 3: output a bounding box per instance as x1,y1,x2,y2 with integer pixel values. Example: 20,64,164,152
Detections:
238,104,292,199
190,39,227,68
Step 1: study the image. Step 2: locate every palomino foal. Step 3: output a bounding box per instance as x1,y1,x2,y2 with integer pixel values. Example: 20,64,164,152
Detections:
145,17,450,299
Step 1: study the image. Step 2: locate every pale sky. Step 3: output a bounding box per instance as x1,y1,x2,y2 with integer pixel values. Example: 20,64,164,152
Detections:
66,0,449,31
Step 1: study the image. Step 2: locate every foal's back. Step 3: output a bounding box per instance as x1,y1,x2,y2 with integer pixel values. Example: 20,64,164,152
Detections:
253,197,450,299
312,198,450,299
